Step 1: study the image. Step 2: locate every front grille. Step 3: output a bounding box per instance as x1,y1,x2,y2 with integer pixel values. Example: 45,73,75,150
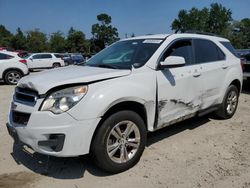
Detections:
12,111,31,125
15,87,38,106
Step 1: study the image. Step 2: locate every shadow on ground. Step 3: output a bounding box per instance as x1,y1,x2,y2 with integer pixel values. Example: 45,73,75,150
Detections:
10,115,211,179
11,143,110,179
0,81,5,85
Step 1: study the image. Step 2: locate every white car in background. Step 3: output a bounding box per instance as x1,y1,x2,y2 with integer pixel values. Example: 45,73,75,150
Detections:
0,51,29,85
26,53,65,70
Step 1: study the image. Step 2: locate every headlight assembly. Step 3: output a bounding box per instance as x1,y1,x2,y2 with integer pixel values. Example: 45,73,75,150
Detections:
40,86,88,114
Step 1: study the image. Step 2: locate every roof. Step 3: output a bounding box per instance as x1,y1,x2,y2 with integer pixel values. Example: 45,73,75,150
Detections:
122,33,229,42
122,34,169,41
0,51,19,57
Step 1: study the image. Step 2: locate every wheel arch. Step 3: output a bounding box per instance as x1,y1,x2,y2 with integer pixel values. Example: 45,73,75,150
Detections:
90,100,148,152
53,62,61,65
2,68,24,78
229,79,241,93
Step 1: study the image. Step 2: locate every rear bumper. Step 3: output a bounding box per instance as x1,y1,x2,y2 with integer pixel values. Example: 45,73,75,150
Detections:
7,111,101,157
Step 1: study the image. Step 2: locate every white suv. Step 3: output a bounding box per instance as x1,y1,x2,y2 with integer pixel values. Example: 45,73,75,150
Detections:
7,33,243,173
0,51,29,84
26,53,65,70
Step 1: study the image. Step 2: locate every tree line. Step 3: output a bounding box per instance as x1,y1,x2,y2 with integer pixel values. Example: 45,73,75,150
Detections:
0,13,119,55
0,3,249,55
172,3,250,49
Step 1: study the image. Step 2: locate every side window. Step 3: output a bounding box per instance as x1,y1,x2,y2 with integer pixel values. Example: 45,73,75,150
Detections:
220,41,237,57
54,54,62,58
32,55,41,59
0,53,14,60
40,54,52,59
194,39,225,64
161,40,193,65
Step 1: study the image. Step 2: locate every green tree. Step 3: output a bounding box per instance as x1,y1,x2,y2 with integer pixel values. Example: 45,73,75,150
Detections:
0,25,13,47
171,3,232,35
230,18,250,48
91,13,119,51
11,27,27,50
50,31,66,52
26,29,48,52
66,27,86,53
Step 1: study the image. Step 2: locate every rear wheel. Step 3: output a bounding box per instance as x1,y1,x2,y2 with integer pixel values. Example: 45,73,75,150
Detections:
216,85,239,119
52,63,61,68
4,70,22,85
91,110,146,173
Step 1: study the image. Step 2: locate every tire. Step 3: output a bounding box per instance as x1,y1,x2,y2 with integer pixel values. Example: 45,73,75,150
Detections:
91,110,146,173
52,63,61,68
215,85,239,119
4,70,22,85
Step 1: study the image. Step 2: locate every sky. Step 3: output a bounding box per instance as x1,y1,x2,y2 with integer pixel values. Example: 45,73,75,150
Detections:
0,0,250,39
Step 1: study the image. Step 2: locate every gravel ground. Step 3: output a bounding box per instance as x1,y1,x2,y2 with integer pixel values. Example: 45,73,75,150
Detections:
0,80,250,188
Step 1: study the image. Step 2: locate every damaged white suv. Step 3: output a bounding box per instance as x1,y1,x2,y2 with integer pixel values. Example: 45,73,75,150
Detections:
7,33,243,173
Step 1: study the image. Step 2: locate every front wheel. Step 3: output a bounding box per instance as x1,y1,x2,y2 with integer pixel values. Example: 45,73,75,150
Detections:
216,85,239,119
91,110,146,173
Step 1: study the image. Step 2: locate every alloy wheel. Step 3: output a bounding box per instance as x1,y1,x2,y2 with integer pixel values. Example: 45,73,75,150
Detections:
106,120,141,164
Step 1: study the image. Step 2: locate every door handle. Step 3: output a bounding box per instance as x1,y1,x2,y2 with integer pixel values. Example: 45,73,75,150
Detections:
193,70,201,77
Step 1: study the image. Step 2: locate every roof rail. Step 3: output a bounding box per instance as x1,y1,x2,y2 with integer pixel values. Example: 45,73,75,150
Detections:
184,30,220,37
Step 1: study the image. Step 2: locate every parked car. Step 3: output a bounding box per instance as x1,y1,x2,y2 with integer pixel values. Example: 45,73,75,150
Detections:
64,54,85,65
0,47,14,52
7,33,242,173
0,51,29,84
26,53,65,70
235,49,250,80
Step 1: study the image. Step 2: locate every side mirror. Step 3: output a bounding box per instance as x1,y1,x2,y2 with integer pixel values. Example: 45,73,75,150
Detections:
29,57,33,61
159,56,185,68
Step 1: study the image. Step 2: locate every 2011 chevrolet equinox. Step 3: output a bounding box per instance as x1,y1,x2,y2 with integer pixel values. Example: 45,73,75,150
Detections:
7,33,243,173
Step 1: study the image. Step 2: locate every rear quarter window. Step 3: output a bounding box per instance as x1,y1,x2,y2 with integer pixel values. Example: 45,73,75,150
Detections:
220,41,238,57
194,39,225,64
54,54,62,58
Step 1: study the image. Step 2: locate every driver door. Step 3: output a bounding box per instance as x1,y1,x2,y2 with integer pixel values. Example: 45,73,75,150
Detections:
156,39,203,128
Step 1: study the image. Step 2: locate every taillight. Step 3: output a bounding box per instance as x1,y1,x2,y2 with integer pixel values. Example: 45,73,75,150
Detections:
240,58,245,71
19,59,27,64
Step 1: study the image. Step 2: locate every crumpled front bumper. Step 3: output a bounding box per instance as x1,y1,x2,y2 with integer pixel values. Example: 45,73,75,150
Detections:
7,110,101,157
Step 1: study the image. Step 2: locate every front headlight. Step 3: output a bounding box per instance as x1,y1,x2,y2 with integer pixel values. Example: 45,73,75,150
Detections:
40,86,88,114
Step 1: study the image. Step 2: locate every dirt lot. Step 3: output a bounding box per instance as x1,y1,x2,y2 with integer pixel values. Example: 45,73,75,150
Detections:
0,81,250,188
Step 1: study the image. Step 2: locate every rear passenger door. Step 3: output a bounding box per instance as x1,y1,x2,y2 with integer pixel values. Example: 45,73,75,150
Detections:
193,39,227,109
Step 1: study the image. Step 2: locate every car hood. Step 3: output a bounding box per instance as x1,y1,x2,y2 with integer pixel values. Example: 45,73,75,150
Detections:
18,66,131,94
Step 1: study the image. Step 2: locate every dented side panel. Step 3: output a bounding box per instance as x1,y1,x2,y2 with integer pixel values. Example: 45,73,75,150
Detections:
156,64,203,129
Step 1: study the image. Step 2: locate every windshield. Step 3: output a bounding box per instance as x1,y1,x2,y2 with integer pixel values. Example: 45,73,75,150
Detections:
85,39,163,69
